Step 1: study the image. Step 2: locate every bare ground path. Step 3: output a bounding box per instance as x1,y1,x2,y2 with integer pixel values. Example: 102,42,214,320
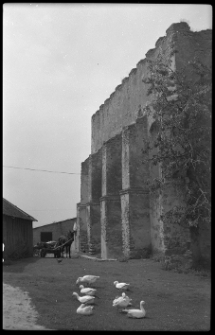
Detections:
3,256,211,331
3,282,52,330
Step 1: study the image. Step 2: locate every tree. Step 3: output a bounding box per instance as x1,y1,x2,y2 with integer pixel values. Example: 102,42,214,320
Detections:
142,51,211,237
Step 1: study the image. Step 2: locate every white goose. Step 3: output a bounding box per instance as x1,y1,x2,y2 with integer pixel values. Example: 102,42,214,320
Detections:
113,281,130,290
72,292,95,305
76,304,94,316
79,285,97,296
122,293,132,305
113,292,132,310
124,301,146,318
76,275,100,286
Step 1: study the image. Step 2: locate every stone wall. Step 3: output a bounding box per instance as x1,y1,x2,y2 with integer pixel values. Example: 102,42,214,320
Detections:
77,22,211,263
100,134,122,259
129,192,150,258
129,117,149,189
90,22,182,155
102,196,123,259
120,115,151,258
172,24,212,77
86,202,101,255
80,159,89,203
105,134,122,195
77,204,88,253
198,222,211,266
161,181,190,255
91,22,212,156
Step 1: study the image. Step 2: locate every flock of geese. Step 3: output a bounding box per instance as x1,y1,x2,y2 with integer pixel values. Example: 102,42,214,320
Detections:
72,275,146,318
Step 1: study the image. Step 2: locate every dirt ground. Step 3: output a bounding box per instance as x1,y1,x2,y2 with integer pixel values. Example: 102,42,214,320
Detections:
3,255,211,331
3,283,52,330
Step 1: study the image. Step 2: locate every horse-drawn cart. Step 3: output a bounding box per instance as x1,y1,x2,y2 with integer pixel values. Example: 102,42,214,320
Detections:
34,236,75,258
40,245,62,258
33,241,59,257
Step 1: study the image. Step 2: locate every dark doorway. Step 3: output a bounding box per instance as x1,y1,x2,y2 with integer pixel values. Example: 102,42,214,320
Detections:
41,232,52,242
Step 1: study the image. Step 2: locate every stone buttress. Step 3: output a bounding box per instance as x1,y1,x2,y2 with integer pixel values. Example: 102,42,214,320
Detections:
76,22,211,262
120,115,151,258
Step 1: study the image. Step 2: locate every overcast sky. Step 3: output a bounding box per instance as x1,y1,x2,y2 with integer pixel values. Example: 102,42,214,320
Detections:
3,4,212,228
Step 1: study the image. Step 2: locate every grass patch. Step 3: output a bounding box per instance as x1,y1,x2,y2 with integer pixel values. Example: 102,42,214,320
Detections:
3,257,210,331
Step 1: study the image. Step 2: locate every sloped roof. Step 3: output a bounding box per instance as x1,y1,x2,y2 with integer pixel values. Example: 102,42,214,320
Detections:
3,198,37,222
33,217,76,230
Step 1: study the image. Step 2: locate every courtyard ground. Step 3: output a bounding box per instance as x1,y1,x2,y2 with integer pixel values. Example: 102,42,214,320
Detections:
3,255,211,331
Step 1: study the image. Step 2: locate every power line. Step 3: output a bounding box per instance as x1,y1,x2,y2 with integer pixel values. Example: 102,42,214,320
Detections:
25,208,73,212
3,165,83,175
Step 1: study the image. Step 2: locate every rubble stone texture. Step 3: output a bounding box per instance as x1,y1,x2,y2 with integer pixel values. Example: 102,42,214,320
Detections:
76,22,211,262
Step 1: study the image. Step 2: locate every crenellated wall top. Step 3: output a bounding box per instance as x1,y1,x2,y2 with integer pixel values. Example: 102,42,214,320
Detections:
91,22,211,154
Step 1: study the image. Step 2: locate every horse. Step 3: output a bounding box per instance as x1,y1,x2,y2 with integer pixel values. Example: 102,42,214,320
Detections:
56,230,76,258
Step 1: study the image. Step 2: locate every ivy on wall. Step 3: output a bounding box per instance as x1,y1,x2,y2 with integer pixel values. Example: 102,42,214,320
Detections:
142,49,211,238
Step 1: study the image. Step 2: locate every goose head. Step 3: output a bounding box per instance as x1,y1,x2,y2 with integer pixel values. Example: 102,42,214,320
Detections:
139,301,146,311
76,277,81,285
72,292,79,298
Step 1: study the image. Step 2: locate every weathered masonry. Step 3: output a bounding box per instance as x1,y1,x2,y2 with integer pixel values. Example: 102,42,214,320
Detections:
76,22,211,262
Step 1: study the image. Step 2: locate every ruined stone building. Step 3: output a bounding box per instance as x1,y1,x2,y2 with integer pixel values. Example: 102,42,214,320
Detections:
76,22,211,262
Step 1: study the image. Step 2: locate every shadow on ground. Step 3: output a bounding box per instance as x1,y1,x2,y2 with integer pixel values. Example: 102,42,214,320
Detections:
3,257,40,273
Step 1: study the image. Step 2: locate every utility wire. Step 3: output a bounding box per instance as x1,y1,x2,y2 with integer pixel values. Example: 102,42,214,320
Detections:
3,165,85,175
25,208,73,212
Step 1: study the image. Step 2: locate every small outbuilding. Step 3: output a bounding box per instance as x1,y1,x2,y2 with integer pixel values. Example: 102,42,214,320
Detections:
3,198,37,260
33,218,77,253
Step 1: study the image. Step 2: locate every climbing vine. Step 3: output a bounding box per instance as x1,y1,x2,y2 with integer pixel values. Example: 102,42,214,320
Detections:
142,52,211,234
